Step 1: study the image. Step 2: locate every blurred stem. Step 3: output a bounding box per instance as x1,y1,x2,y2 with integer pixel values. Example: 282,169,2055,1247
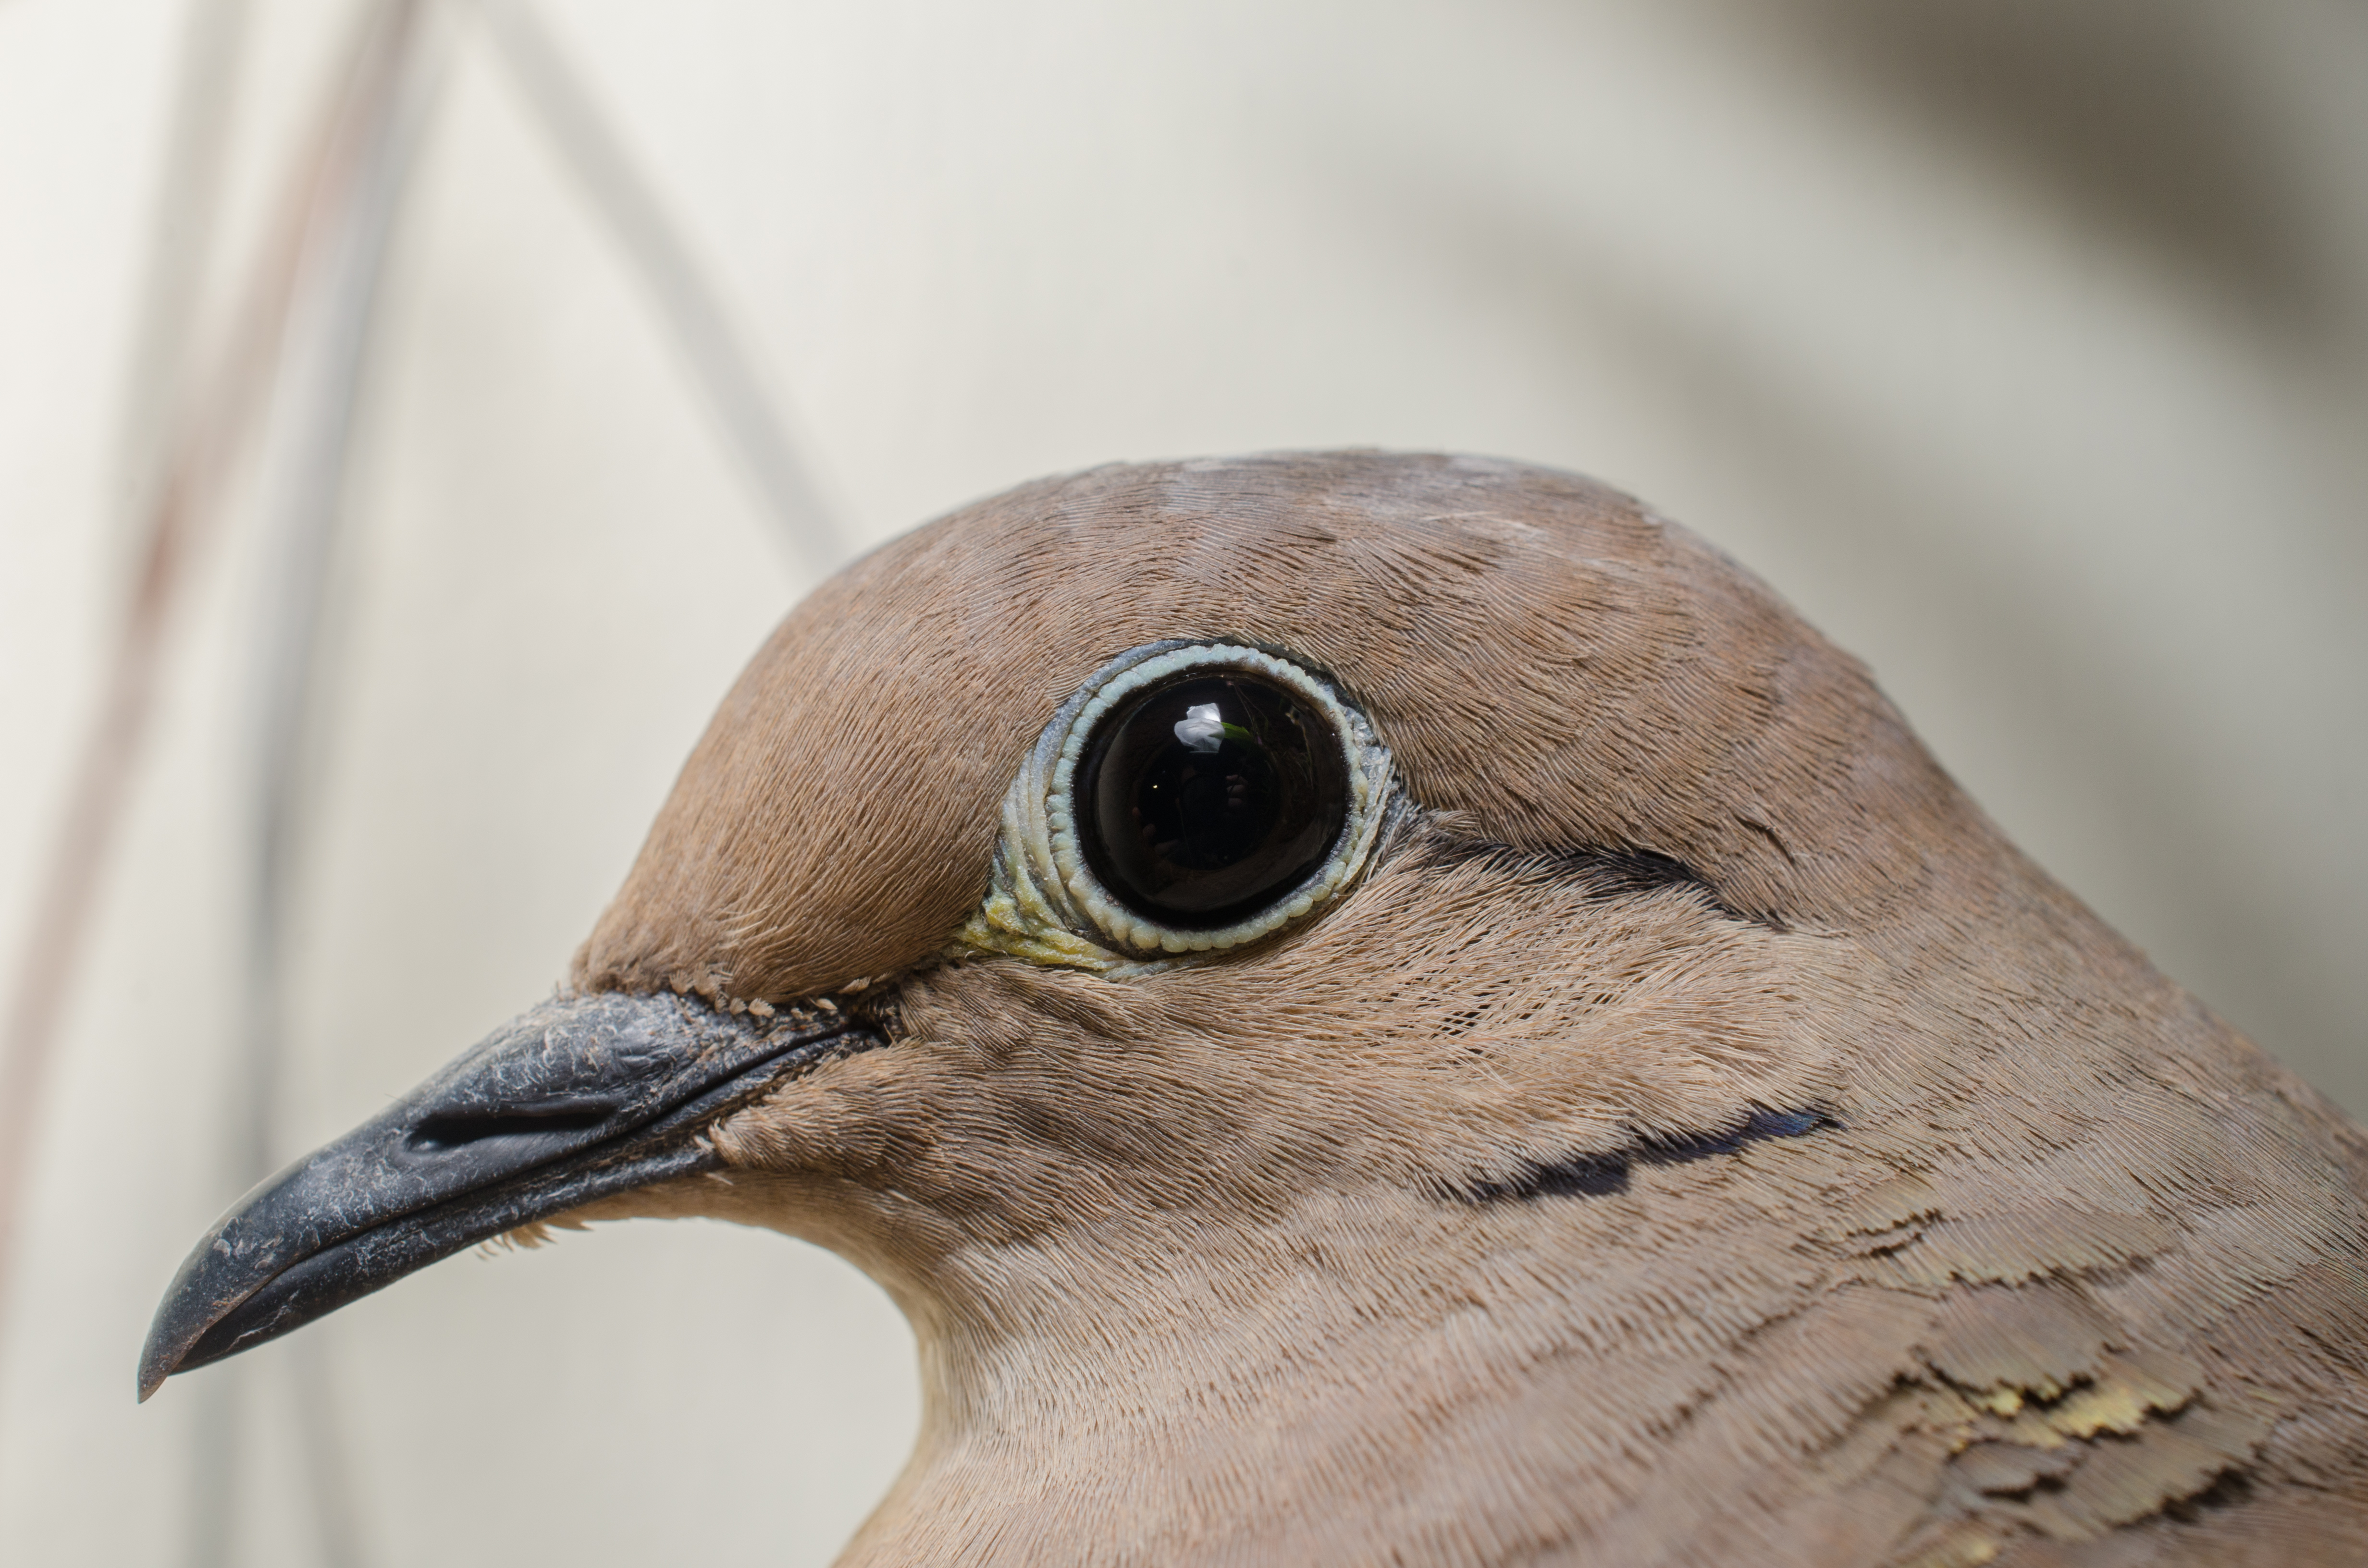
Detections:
185,0,446,1560
474,0,845,571
114,0,251,574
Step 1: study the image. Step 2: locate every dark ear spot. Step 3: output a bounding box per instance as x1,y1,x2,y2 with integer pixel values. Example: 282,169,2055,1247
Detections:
1468,1152,1632,1200
1419,837,1780,931
1454,1108,1836,1205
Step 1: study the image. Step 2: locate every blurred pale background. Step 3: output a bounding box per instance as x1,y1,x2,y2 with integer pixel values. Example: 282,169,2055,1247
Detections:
1,0,2362,1563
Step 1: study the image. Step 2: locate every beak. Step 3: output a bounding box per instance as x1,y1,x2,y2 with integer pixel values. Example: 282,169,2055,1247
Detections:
139,989,868,1400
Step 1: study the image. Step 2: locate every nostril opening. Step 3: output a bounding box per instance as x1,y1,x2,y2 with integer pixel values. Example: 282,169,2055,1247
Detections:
408,1108,613,1151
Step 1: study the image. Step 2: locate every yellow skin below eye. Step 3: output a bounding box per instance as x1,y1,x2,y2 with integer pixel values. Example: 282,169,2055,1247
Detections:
947,642,1395,971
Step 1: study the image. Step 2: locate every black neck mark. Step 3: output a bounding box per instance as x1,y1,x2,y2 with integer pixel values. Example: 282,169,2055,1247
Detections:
1457,1107,1836,1204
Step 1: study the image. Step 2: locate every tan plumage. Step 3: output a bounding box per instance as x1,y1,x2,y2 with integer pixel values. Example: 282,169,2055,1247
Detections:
151,452,2368,1564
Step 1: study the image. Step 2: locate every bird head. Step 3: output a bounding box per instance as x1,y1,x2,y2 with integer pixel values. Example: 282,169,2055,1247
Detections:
150,453,2333,1563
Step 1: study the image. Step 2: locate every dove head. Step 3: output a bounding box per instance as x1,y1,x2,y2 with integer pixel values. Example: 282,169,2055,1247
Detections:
547,451,2038,1306
154,452,2310,1565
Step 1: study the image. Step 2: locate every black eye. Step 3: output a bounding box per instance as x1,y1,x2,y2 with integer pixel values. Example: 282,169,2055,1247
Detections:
1075,672,1352,930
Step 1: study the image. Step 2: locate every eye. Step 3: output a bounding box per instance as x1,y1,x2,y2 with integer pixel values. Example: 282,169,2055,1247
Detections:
955,642,1393,965
1075,671,1351,929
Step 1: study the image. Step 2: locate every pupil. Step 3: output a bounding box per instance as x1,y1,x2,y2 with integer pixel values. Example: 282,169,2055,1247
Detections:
1077,672,1351,929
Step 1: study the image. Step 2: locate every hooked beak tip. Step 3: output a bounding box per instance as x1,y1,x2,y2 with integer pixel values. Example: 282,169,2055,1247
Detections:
137,1295,218,1402
136,1342,177,1402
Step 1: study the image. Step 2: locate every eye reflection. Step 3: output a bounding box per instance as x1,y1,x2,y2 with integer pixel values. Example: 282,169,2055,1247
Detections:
1172,703,1226,753
1076,672,1351,929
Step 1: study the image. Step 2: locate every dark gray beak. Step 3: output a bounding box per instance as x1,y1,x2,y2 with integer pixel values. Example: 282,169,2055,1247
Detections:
139,989,871,1400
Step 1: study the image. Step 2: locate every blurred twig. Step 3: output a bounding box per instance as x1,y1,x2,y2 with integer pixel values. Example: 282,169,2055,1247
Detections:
233,0,441,1215
0,0,427,1382
475,0,845,570
185,5,445,1563
115,0,252,570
